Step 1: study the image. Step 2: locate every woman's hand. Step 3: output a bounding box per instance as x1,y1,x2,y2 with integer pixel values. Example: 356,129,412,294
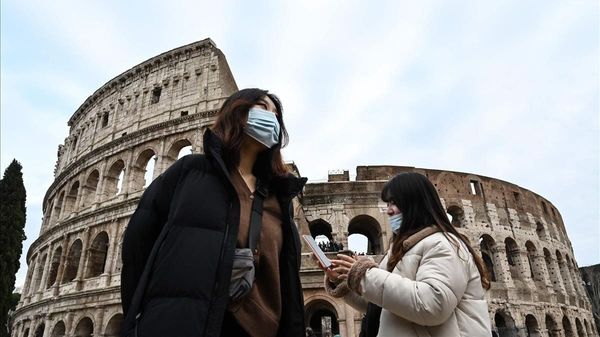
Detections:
311,253,343,282
330,254,357,280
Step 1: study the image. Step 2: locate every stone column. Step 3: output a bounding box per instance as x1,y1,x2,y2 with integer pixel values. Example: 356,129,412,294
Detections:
38,248,53,295
95,306,105,337
120,149,135,197
94,161,108,205
54,235,70,292
26,319,34,337
547,255,567,299
25,256,38,298
518,251,534,286
154,137,167,178
102,224,120,286
492,246,514,287
42,314,52,337
558,259,576,298
74,178,86,213
533,251,553,291
22,257,36,303
75,228,91,290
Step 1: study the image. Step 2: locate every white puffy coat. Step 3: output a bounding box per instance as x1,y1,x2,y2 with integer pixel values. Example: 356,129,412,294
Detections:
340,232,491,337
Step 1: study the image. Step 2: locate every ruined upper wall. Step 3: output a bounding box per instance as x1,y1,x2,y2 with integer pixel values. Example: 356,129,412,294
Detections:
54,39,237,177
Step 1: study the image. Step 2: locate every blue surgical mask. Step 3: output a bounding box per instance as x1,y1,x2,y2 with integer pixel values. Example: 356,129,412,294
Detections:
245,107,280,148
389,213,403,234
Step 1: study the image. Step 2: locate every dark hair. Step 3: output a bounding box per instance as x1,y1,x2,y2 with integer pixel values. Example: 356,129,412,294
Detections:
211,88,290,176
381,172,490,290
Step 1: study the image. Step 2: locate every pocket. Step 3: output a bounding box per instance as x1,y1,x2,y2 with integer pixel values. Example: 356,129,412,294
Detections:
229,248,255,301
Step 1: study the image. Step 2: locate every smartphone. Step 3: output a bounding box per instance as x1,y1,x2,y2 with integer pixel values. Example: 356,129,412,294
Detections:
302,235,332,269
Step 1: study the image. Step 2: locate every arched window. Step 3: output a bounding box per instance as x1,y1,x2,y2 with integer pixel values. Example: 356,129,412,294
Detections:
74,317,94,337
504,238,522,281
525,241,543,282
165,139,193,168
304,300,339,337
104,314,123,337
479,235,497,282
52,191,66,223
131,149,157,191
525,314,541,337
50,321,66,337
85,232,109,278
64,181,80,215
104,160,126,198
34,323,45,337
575,318,585,337
46,246,63,288
82,170,100,208
544,248,562,293
494,311,517,337
563,316,575,337
556,250,574,295
32,253,47,293
536,222,546,241
62,239,83,283
446,205,465,227
348,215,383,255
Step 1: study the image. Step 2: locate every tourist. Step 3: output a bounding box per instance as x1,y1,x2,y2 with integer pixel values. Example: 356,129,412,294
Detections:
316,172,491,337
120,88,307,337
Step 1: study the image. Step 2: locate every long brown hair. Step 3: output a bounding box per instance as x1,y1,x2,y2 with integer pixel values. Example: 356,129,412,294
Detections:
381,172,490,290
211,88,290,176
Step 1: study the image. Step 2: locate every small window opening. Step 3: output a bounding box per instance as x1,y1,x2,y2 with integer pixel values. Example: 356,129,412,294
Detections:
101,113,109,128
151,87,161,104
541,201,548,214
469,180,481,195
72,136,78,149
513,192,520,202
180,110,188,117
122,132,127,137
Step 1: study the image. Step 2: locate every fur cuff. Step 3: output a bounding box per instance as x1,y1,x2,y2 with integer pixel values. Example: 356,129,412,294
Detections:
347,257,378,295
324,275,351,298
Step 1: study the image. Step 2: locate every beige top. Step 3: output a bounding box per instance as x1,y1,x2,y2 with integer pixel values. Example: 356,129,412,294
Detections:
229,170,283,337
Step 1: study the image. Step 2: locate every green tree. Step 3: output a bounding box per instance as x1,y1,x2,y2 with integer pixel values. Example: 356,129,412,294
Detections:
0,160,27,337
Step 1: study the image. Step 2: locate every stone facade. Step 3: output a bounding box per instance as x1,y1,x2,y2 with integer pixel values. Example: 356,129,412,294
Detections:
9,40,598,337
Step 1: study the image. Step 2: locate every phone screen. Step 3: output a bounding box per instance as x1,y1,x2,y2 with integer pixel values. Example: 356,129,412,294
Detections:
302,235,332,269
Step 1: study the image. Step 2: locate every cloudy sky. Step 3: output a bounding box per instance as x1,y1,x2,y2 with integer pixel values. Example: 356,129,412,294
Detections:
1,0,598,288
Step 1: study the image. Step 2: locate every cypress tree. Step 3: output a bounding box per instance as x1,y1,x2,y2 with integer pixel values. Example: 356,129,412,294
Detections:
0,160,27,337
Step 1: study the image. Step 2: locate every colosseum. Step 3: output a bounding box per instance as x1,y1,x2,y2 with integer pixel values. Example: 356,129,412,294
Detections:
10,39,598,337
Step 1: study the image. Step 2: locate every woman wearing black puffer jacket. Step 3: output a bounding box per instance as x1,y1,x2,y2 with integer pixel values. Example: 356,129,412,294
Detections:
120,88,307,337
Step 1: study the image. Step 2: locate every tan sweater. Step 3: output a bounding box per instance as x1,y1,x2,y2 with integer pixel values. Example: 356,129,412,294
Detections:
229,170,283,337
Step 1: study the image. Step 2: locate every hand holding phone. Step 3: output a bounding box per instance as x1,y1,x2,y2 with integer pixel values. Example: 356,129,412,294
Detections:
302,235,332,269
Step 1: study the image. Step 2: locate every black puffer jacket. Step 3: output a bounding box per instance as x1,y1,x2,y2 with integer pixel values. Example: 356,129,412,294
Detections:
120,129,307,337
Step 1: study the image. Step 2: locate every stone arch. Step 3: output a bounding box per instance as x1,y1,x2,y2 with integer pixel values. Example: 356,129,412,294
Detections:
50,320,66,337
556,250,574,295
304,298,340,337
544,248,562,293
104,313,123,337
32,252,47,293
525,241,544,282
583,319,591,336
81,169,100,208
103,159,126,198
479,235,497,282
130,148,157,191
309,219,333,241
34,322,45,337
494,310,518,337
64,180,80,215
52,190,66,223
73,316,94,337
563,315,575,337
566,256,582,293
62,239,83,283
46,246,63,288
347,215,383,255
535,222,547,241
525,314,541,337
504,237,523,281
575,318,585,337
165,139,193,167
45,197,54,227
446,204,466,227
546,314,559,337
24,255,38,295
85,231,109,278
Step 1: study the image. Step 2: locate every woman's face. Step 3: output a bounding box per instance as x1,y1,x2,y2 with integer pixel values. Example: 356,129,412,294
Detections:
386,201,401,216
252,95,278,115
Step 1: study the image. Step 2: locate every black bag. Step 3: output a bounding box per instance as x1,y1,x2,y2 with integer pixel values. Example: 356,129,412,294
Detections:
359,303,382,337
228,182,266,302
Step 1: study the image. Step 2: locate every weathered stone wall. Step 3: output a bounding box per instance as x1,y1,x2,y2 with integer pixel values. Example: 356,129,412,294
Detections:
580,264,600,336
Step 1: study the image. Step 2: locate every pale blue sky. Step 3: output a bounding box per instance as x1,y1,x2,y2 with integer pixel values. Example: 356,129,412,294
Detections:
1,0,598,288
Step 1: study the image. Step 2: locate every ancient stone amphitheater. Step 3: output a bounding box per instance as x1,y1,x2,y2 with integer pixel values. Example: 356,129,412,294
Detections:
10,39,597,337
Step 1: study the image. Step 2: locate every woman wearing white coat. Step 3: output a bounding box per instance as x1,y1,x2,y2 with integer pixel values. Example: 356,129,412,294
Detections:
321,172,491,337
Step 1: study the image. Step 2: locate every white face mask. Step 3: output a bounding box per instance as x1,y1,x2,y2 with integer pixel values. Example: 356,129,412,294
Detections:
245,107,280,148
389,213,403,233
